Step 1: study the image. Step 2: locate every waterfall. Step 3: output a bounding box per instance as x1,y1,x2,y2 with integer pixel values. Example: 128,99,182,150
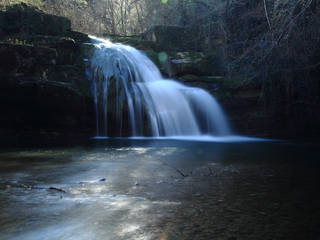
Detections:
88,36,231,137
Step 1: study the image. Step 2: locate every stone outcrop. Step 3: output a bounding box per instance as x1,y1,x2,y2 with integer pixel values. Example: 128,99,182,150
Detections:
0,3,95,141
0,3,71,37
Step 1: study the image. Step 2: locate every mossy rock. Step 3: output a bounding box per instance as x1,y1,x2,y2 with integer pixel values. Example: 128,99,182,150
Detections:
67,31,91,43
0,3,71,37
142,50,217,78
141,25,191,51
169,51,214,76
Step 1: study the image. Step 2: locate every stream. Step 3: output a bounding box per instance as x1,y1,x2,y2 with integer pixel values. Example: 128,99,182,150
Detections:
1,139,320,240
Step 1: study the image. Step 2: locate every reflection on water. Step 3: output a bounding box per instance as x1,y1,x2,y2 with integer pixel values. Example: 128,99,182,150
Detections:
0,139,319,240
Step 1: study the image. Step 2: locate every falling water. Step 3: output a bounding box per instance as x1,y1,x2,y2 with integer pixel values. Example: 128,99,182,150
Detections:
87,36,231,137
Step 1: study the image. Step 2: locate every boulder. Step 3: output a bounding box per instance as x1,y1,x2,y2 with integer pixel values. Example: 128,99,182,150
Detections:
144,50,219,77
0,3,71,38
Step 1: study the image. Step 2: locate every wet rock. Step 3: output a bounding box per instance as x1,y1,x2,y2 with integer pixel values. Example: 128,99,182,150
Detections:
106,35,161,52
67,31,91,43
134,181,140,186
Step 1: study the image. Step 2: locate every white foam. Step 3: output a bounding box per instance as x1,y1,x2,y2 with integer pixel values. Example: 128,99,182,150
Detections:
92,135,272,143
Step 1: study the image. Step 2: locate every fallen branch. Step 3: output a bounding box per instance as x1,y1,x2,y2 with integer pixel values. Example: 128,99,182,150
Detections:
160,160,188,178
49,187,67,193
263,0,272,32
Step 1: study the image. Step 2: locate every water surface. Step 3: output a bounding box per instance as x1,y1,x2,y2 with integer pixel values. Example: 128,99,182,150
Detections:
0,139,319,240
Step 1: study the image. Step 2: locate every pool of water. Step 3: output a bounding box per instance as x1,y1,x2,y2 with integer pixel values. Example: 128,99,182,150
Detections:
0,139,319,240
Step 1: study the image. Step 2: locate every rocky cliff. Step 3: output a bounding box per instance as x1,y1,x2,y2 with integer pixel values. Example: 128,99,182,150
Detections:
0,3,95,144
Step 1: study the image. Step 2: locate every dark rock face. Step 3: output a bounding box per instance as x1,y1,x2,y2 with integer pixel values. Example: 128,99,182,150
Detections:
261,70,320,139
0,3,71,37
0,42,95,140
0,4,95,142
0,81,93,133
0,43,57,78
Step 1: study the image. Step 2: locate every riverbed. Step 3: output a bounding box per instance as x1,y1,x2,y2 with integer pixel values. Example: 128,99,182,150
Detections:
0,139,319,240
